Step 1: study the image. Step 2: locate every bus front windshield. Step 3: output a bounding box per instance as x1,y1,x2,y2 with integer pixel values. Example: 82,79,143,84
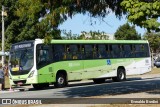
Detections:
10,48,34,73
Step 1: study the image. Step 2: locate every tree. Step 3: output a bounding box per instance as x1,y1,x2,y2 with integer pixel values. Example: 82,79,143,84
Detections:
16,0,160,33
62,30,79,40
143,32,160,53
13,0,124,41
0,0,62,50
78,30,109,40
2,0,160,50
121,0,160,32
114,23,141,40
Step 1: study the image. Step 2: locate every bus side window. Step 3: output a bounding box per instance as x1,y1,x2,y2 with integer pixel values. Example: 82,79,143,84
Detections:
108,45,113,58
93,45,98,58
112,45,120,58
37,45,51,69
81,45,85,59
69,45,79,60
135,45,142,57
98,44,107,58
144,44,150,57
84,45,93,59
131,45,135,57
53,45,65,61
66,45,72,60
119,45,124,58
124,45,132,58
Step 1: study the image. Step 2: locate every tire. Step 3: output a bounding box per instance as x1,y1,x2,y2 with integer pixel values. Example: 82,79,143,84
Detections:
54,73,67,88
93,78,106,84
112,68,126,82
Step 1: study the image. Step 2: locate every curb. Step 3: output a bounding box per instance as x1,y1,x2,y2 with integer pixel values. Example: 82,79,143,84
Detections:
0,89,19,94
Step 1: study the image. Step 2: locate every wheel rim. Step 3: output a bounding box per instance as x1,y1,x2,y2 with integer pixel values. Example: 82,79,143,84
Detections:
58,77,64,85
119,71,124,80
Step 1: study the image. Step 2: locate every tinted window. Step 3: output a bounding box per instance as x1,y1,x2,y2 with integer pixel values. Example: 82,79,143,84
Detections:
53,45,65,61
37,45,52,69
112,45,120,58
124,45,133,57
65,45,81,60
143,44,150,57
135,44,144,57
98,45,107,58
84,45,93,59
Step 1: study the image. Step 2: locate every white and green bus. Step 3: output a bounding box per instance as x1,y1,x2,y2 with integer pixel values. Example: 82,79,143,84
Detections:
9,39,151,89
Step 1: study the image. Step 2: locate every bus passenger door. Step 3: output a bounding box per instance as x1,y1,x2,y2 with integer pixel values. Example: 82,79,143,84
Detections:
36,44,54,83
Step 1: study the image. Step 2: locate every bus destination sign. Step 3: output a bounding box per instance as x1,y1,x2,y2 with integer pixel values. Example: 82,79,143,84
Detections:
13,43,33,50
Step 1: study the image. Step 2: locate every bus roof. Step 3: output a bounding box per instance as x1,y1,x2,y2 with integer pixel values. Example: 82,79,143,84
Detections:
11,39,149,46
48,40,149,44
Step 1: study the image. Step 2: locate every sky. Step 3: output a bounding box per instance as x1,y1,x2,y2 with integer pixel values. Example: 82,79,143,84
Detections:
59,13,147,36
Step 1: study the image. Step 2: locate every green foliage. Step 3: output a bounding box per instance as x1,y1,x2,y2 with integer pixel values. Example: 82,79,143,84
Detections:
1,0,62,50
62,30,79,40
61,30,109,40
121,0,160,32
3,0,160,50
78,30,109,40
1,0,123,47
143,32,160,52
114,23,141,40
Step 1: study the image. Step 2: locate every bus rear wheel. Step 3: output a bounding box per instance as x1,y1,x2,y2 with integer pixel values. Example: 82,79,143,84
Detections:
54,73,67,88
93,78,106,84
112,68,126,82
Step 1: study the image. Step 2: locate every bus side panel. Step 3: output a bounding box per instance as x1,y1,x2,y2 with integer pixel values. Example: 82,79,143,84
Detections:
139,58,151,74
53,61,84,81
97,59,134,78
83,59,112,79
37,65,55,83
125,58,151,75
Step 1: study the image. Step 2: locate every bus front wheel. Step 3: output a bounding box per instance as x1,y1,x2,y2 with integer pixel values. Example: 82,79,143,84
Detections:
112,68,126,82
54,73,67,88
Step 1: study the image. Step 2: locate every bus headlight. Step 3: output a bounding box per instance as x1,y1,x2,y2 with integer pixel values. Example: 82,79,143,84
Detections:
28,70,35,78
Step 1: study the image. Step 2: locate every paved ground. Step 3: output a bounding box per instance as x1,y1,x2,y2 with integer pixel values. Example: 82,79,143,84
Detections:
0,73,160,107
1,72,160,93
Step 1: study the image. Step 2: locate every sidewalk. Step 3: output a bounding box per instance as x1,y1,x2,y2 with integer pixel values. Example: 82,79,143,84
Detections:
128,73,160,80
0,89,19,94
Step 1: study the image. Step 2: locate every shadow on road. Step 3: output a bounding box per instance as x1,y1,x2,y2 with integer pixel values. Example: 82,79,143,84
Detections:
27,77,142,91
53,78,160,98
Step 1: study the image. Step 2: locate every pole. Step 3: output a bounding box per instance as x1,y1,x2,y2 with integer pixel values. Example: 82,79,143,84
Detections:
2,5,5,67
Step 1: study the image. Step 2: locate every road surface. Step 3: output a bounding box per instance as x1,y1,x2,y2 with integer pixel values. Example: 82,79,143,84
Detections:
0,75,160,99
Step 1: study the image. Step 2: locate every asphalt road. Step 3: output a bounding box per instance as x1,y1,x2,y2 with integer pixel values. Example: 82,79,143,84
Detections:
0,76,160,99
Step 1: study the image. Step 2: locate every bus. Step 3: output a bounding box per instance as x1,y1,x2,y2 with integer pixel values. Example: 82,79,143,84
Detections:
8,39,151,89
